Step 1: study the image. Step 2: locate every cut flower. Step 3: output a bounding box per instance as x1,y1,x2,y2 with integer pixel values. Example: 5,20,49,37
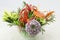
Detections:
25,19,41,36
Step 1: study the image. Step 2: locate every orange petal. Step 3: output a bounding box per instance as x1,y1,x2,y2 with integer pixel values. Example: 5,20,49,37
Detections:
33,10,45,18
45,11,54,18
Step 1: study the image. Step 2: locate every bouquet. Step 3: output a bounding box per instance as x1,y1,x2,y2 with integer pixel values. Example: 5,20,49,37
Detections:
3,2,55,37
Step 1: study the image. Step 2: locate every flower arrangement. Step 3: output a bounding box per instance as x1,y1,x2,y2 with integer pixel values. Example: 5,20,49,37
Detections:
3,2,55,37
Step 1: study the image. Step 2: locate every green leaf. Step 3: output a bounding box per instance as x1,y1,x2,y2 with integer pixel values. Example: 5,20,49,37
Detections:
28,11,34,19
41,28,45,32
40,18,46,24
23,1,26,6
36,17,46,26
8,23,14,27
22,1,26,8
17,8,21,13
41,28,45,34
3,10,20,26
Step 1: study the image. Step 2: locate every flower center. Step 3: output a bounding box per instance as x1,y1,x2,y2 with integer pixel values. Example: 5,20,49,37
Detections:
31,25,36,29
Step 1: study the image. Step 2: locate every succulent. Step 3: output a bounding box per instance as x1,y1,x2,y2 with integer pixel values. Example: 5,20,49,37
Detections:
25,19,41,36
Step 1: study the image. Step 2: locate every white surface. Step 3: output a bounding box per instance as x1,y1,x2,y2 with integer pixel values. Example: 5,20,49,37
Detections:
0,0,60,40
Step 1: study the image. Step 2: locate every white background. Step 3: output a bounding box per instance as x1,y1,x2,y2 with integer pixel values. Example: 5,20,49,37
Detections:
0,0,60,40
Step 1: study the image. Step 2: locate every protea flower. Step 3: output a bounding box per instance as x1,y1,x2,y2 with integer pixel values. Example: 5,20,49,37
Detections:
25,19,41,36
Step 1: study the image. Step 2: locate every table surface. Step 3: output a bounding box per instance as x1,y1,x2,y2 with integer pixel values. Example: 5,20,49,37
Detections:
0,0,60,40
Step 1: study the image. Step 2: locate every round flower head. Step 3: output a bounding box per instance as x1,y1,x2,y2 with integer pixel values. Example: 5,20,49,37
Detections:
25,19,41,36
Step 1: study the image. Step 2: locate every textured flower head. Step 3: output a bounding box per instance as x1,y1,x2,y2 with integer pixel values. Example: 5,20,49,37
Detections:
25,19,41,36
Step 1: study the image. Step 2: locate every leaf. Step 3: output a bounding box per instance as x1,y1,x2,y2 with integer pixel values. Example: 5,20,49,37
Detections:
23,1,26,6
28,11,34,19
36,17,46,26
8,23,13,27
41,28,45,34
4,11,9,16
23,1,26,8
41,28,45,32
40,18,46,24
3,10,20,26
17,8,21,13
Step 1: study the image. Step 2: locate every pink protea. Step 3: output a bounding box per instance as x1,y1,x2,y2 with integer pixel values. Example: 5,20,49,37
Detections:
25,19,41,36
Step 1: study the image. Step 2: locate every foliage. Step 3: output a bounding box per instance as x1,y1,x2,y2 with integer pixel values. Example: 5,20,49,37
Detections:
36,17,46,26
3,10,20,26
28,11,34,19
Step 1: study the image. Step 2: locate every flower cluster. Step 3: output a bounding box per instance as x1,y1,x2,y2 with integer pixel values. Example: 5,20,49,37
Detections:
25,19,41,36
3,2,55,36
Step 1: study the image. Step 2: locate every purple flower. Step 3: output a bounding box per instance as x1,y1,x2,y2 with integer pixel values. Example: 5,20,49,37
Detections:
25,19,41,36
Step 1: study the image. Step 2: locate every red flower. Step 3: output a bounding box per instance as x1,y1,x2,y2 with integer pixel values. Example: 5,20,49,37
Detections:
19,8,29,23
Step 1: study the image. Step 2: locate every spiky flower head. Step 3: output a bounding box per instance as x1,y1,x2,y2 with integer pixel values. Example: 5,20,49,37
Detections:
25,19,41,36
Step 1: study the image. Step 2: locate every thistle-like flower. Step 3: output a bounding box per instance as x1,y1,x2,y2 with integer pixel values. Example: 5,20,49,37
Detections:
25,19,41,36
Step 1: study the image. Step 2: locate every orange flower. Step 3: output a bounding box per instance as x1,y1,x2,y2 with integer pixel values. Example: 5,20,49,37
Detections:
33,10,45,18
45,11,54,18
